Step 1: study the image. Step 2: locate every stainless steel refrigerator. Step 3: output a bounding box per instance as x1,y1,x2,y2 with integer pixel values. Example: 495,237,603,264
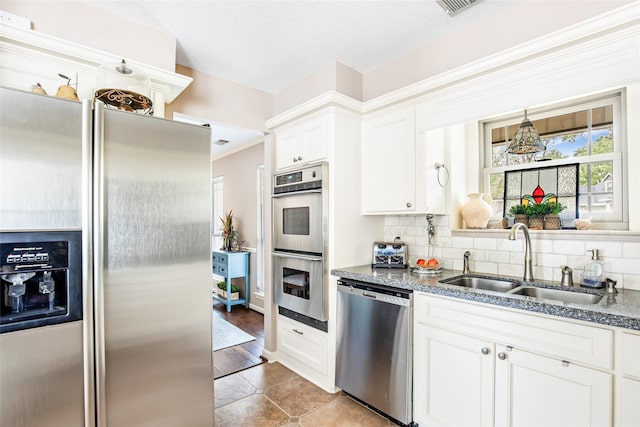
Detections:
0,87,214,426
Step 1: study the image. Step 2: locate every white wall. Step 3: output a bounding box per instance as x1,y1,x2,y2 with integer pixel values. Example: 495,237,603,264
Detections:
1,0,176,72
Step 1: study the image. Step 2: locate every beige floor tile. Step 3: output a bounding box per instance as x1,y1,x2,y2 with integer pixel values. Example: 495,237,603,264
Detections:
264,375,339,417
215,393,290,427
239,361,298,391
299,396,391,426
214,374,256,408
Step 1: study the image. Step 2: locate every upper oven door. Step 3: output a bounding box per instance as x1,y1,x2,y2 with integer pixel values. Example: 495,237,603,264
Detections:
272,190,323,255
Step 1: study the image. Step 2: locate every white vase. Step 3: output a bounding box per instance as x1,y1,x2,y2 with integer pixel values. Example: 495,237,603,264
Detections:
461,193,493,229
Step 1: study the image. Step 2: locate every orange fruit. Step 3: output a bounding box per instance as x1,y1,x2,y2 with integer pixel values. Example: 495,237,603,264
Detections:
426,258,439,267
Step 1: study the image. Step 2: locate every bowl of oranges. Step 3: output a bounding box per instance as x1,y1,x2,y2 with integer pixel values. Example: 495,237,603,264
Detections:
412,257,442,275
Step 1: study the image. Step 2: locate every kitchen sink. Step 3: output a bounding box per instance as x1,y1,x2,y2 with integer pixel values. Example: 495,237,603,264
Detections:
507,286,604,305
441,275,521,292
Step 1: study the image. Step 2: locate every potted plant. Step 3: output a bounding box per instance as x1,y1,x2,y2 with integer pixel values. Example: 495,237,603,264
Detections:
508,204,529,227
216,281,240,300
527,203,548,230
219,210,238,251
543,202,565,230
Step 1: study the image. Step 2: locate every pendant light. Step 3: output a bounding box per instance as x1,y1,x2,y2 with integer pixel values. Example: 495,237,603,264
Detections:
507,110,544,155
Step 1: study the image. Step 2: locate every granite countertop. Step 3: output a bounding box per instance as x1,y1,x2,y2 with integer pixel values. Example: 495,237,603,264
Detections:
331,265,640,331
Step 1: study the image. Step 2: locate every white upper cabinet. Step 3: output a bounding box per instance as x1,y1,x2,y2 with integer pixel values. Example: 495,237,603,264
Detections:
274,113,329,170
361,107,417,214
361,105,448,215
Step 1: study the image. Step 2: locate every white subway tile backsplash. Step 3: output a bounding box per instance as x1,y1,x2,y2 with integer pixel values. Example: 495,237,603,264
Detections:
383,214,640,289
452,236,474,249
474,238,497,250
623,274,640,291
497,239,523,252
474,261,498,275
623,242,640,259
398,216,416,226
498,263,523,277
594,241,623,258
607,257,640,275
411,226,427,237
552,240,586,255
536,239,553,254
467,250,485,262
536,253,568,269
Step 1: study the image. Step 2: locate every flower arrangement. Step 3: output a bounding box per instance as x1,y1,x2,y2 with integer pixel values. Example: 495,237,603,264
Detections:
220,210,238,251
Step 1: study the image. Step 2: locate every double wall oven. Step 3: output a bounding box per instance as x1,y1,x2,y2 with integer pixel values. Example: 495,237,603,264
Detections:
273,162,328,331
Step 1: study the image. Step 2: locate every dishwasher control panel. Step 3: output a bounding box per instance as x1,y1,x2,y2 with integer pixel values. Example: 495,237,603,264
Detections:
337,279,412,307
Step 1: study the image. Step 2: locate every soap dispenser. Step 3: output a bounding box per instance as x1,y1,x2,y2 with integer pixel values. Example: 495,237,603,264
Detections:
582,249,605,288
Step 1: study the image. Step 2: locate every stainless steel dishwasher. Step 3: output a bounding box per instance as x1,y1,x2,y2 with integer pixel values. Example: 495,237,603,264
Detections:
336,278,413,425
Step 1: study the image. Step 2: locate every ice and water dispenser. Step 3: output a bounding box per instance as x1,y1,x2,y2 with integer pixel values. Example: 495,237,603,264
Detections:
0,231,82,334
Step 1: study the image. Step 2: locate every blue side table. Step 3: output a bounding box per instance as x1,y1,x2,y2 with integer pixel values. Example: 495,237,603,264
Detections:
212,250,250,312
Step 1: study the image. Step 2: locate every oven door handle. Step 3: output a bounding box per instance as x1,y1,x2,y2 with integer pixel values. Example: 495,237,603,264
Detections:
272,252,322,262
272,189,322,198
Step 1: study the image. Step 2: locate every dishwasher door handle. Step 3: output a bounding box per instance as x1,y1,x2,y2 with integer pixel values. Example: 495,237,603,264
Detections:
362,292,377,299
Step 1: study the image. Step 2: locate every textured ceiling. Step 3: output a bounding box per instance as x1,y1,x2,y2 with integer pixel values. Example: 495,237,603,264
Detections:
85,0,515,94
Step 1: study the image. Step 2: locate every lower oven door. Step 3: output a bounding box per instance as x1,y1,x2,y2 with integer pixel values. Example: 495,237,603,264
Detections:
273,252,326,322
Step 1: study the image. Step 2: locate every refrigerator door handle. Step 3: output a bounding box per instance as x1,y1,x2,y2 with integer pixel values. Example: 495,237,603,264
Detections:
81,99,97,427
93,101,107,427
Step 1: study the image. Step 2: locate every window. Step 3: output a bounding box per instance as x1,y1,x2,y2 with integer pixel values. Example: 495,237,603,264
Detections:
212,176,224,250
483,93,625,229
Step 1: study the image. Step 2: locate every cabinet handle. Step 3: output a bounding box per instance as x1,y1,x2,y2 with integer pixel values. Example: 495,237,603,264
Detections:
481,347,490,355
562,360,570,367
293,329,304,335
406,202,412,208
498,352,507,360
293,156,303,162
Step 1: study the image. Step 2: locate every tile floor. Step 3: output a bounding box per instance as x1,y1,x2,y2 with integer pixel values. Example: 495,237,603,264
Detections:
214,361,393,426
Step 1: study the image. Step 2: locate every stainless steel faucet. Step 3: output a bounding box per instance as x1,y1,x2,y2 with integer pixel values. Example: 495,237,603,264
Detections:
508,223,534,281
463,251,471,274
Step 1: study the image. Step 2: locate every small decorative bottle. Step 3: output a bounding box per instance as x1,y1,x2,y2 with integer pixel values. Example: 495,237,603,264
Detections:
582,249,605,288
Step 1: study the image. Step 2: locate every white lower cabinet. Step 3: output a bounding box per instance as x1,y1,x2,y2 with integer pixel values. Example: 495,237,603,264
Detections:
494,346,611,427
619,331,640,427
276,315,330,390
414,293,614,427
414,324,495,427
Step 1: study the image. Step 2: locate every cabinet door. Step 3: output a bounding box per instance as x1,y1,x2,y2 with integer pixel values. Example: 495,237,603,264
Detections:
414,324,495,427
362,108,416,214
619,331,640,427
277,316,327,375
275,114,328,170
495,347,612,427
620,378,640,427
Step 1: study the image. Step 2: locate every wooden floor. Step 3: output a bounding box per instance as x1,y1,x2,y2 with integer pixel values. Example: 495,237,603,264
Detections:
212,301,266,379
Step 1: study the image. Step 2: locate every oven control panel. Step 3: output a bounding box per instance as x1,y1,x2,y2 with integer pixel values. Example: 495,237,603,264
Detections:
273,163,325,194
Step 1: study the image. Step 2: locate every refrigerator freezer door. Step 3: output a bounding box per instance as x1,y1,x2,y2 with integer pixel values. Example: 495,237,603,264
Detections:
0,322,85,427
0,87,83,231
93,103,213,426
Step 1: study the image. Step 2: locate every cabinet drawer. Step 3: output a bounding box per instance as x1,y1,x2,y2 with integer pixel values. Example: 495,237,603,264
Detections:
277,315,327,375
622,331,640,378
212,253,227,264
415,293,613,370
212,263,227,275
